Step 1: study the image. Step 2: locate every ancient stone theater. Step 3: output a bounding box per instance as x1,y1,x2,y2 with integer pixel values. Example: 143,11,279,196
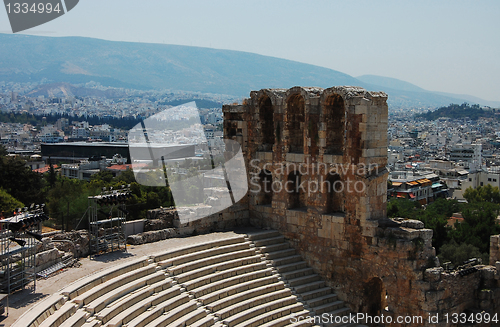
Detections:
222,86,499,323
13,86,499,327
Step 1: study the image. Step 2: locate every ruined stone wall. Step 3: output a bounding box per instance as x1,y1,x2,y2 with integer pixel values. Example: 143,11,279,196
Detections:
223,86,499,326
423,265,500,323
127,203,249,245
491,235,500,265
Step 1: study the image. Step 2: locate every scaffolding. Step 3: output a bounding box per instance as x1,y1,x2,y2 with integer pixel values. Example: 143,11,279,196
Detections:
88,186,131,258
0,205,47,295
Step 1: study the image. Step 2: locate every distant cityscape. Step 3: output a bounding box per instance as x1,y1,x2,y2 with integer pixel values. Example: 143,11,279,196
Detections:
2,80,500,208
0,81,230,149
388,109,500,205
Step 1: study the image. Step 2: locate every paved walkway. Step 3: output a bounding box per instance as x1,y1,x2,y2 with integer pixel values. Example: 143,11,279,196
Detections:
0,230,248,326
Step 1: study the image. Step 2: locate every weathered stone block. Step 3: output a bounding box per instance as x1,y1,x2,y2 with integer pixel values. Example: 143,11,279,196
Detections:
424,268,443,282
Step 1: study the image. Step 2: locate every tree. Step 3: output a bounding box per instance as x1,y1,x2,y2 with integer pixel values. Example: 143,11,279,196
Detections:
463,185,500,204
0,188,24,215
449,201,500,253
47,157,57,188
0,144,7,157
47,178,87,231
387,198,421,219
438,239,486,266
90,170,114,184
115,169,136,184
0,155,44,205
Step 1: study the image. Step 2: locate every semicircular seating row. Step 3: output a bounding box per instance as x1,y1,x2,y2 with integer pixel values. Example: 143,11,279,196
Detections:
14,230,365,327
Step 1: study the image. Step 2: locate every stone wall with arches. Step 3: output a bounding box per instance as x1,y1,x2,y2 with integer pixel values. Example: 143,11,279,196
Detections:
223,86,499,325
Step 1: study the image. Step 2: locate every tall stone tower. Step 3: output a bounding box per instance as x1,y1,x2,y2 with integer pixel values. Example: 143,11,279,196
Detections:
224,86,388,252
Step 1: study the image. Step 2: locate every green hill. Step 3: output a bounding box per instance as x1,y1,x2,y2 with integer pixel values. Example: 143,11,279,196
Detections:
416,103,500,121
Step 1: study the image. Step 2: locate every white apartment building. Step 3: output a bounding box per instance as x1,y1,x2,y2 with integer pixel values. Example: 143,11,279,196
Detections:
461,170,500,190
449,143,482,171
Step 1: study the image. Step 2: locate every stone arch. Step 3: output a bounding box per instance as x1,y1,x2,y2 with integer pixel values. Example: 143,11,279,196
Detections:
322,93,345,154
287,170,306,209
325,173,343,213
258,169,273,205
362,277,386,318
286,93,305,153
258,95,275,151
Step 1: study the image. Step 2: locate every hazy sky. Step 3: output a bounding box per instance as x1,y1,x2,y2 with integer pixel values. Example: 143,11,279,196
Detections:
1,0,499,101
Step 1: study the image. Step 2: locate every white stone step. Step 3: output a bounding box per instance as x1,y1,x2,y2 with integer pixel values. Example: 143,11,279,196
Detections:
207,282,285,312
300,287,332,301
311,301,346,315
13,294,66,327
270,255,302,266
215,289,292,320
152,236,247,263
293,281,326,294
198,275,280,305
166,249,257,276
59,309,90,327
61,257,150,300
189,268,273,298
85,271,166,314
265,249,296,260
141,301,197,327
259,242,290,253
223,296,298,327
105,286,185,327
276,261,308,273
188,315,216,327
254,236,285,247
96,278,172,324
164,307,207,327
281,268,315,280
231,302,304,327
288,274,321,287
73,265,157,307
306,293,339,308
159,242,253,268
260,309,311,327
246,230,281,241
38,302,77,327
178,257,264,288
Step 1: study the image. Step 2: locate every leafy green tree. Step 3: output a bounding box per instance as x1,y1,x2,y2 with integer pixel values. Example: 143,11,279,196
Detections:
387,198,421,219
0,188,24,215
0,144,7,157
47,157,57,188
115,169,136,184
449,201,500,253
0,155,45,205
47,178,88,231
90,170,114,184
387,198,462,252
463,185,500,204
438,239,486,266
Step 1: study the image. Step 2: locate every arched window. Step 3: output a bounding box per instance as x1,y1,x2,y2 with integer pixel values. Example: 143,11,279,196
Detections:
363,277,386,317
326,173,343,213
287,171,306,209
259,169,273,205
323,94,345,154
287,94,305,153
259,96,274,150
